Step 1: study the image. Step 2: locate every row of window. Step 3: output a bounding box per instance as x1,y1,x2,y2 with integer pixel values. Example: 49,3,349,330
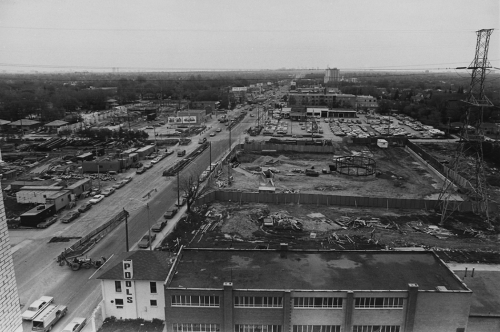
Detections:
115,299,157,308
115,281,157,294
170,325,398,332
170,296,403,309
293,326,341,332
234,296,283,307
172,295,220,307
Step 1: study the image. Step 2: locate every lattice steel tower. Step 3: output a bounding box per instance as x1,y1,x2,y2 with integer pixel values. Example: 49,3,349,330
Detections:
438,29,494,227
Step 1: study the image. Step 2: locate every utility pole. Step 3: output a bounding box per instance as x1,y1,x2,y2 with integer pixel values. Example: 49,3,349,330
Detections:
146,203,152,251
209,141,212,171
177,170,180,207
124,208,129,252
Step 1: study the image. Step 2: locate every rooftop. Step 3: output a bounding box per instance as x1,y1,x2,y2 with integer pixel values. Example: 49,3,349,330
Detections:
168,249,468,291
96,250,174,281
44,120,68,127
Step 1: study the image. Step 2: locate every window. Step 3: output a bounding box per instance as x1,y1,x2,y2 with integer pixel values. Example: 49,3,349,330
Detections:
293,297,343,309
293,326,341,332
171,295,220,307
172,323,220,332
354,298,404,309
352,326,400,332
234,325,281,332
115,281,122,293
150,282,157,294
150,299,157,307
234,296,283,308
115,299,123,308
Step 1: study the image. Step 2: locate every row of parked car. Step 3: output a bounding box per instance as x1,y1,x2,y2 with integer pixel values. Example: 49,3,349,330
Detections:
22,295,85,332
136,150,174,174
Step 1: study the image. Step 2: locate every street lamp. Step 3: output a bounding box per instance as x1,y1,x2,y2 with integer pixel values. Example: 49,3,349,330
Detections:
129,198,152,251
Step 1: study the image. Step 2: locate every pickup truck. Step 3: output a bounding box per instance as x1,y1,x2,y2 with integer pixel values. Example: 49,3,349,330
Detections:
31,304,67,332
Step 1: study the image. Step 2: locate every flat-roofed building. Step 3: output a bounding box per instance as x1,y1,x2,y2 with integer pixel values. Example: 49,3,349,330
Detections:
164,248,471,332
356,95,378,109
289,93,356,108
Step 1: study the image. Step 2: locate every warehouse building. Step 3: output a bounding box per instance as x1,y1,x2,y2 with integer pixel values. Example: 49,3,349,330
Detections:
164,248,471,332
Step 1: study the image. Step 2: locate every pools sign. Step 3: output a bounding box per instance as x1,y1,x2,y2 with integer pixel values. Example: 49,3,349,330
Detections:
123,259,134,304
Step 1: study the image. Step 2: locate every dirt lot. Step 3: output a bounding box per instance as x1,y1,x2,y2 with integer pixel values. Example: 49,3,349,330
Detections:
228,145,446,199
160,202,500,263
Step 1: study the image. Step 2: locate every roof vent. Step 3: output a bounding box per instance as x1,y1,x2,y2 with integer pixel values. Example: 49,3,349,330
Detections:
436,286,448,292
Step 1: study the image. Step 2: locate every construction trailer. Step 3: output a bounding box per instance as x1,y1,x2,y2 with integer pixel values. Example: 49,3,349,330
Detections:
31,304,67,332
20,204,56,227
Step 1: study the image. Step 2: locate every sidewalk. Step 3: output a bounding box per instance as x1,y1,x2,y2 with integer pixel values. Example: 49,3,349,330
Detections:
446,262,500,272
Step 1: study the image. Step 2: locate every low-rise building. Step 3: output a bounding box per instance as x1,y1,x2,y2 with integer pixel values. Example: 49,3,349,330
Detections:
164,248,471,332
95,251,173,321
356,95,378,109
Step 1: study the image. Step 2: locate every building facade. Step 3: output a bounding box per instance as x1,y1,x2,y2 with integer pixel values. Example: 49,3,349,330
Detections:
164,248,471,332
355,95,378,109
288,93,356,108
324,68,340,84
96,251,173,321
0,184,23,332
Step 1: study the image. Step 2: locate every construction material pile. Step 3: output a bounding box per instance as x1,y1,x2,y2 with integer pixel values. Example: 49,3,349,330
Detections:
265,210,303,231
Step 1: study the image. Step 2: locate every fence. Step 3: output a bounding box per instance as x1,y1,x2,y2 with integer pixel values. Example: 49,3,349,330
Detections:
193,190,494,212
243,142,336,153
405,140,473,190
59,209,128,258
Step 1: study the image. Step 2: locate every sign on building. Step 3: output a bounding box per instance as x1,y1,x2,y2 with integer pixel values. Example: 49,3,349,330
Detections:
231,87,247,92
123,259,133,279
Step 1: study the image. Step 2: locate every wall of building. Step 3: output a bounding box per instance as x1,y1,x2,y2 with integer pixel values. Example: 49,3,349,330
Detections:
413,291,471,332
0,186,23,332
165,289,224,326
102,279,165,321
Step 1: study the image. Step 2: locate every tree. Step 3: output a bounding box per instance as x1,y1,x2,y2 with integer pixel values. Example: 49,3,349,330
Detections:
177,171,202,213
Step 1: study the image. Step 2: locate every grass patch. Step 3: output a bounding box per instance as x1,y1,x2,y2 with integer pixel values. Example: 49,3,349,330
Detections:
99,317,163,332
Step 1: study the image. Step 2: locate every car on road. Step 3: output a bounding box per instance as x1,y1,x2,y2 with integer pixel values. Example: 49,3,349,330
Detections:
138,234,156,249
199,170,209,182
144,163,154,169
89,194,105,204
21,296,54,320
124,176,133,183
216,128,222,132
136,167,146,174
112,181,125,190
145,126,154,129
78,202,92,213
209,132,216,137
61,211,80,223
152,220,167,232
102,188,115,196
163,208,178,219
151,157,161,164
198,137,207,144
61,317,87,332
175,197,187,207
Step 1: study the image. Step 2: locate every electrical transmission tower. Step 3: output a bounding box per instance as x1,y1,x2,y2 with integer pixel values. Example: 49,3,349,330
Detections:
438,29,494,227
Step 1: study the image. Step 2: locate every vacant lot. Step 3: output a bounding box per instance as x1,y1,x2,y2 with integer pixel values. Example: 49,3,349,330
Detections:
229,145,448,199
178,202,500,263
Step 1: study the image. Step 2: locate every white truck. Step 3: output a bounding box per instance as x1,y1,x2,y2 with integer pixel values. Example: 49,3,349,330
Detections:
31,304,67,332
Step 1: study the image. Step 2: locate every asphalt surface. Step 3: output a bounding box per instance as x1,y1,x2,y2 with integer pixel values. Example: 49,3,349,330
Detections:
12,110,253,332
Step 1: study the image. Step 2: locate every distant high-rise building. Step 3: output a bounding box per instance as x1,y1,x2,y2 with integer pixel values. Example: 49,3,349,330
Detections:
324,67,340,83
0,174,23,332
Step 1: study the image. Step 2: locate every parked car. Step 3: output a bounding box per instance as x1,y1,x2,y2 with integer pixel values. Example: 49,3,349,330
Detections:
78,203,92,213
136,167,146,174
151,158,161,164
163,208,178,219
144,163,153,169
209,132,216,137
102,188,115,197
216,128,222,132
61,211,80,223
37,216,58,229
124,176,133,183
89,188,101,196
151,220,167,232
21,296,54,320
89,194,105,204
138,234,157,249
61,317,86,332
198,137,207,144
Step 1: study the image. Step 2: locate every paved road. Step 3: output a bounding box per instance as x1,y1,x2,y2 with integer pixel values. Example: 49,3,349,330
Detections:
12,112,253,332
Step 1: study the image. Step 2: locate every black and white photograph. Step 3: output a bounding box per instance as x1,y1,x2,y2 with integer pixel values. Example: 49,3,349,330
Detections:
0,1,499,332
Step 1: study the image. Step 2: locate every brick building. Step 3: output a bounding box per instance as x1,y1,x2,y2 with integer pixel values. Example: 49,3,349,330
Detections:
164,248,471,332
0,185,23,332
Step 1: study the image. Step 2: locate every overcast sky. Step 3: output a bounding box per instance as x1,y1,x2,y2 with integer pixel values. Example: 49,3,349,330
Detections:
0,0,498,72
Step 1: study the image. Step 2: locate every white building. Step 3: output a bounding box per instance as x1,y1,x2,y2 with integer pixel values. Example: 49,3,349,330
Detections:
356,95,378,109
0,184,23,332
324,67,340,84
95,251,173,321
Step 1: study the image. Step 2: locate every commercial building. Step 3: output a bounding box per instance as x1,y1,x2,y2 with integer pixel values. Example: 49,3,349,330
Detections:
164,248,471,332
96,251,173,321
356,96,378,109
324,68,340,84
9,119,41,131
0,184,23,332
168,110,207,126
190,101,220,115
288,92,356,108
306,108,357,119
230,87,248,104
